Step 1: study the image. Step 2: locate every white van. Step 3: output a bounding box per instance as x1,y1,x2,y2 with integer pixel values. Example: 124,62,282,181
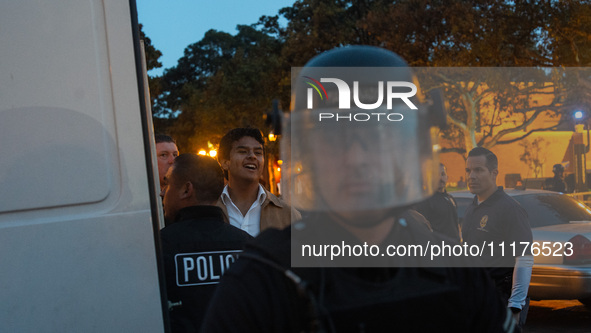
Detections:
0,0,168,331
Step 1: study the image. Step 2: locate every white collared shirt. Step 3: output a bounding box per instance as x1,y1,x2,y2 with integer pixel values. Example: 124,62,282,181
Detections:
221,184,266,236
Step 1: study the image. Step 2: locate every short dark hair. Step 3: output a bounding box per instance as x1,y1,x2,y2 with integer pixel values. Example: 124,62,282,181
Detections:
218,128,265,162
467,147,498,171
155,133,176,144
171,154,224,203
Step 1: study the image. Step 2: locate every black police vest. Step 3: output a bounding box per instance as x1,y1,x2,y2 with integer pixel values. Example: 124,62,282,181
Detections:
246,214,483,332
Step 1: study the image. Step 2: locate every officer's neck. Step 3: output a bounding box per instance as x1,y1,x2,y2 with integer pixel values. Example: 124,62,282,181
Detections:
477,185,497,203
336,216,396,246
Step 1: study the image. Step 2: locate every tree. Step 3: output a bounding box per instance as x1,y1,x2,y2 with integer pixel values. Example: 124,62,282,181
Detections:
540,0,591,67
138,24,164,116
254,0,382,108
418,67,571,155
154,29,236,117
277,0,382,65
362,1,585,156
152,0,591,155
519,137,550,178
363,0,548,66
540,0,591,114
139,24,163,72
157,25,283,152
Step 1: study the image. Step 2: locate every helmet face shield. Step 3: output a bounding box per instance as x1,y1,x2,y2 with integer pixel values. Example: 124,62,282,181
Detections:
283,65,440,214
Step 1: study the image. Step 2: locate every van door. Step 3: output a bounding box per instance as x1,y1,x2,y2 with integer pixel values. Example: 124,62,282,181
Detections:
0,0,166,331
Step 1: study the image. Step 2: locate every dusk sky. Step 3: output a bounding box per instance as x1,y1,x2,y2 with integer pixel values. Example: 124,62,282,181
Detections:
137,0,295,75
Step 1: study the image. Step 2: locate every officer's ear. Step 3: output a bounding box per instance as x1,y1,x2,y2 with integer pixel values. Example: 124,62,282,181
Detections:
180,181,194,199
491,168,499,181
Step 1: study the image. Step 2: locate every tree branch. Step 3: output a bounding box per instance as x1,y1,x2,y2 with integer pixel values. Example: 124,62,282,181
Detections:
440,146,467,157
494,121,567,145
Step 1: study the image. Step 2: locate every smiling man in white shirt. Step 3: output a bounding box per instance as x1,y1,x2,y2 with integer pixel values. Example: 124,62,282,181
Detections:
216,128,299,236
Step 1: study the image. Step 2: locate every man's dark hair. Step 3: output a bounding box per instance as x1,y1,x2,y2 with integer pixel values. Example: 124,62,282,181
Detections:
155,133,176,144
217,128,265,162
467,147,498,171
171,154,224,203
217,128,265,180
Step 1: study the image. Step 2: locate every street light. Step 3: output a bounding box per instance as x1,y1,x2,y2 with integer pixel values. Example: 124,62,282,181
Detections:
197,149,217,157
573,110,588,192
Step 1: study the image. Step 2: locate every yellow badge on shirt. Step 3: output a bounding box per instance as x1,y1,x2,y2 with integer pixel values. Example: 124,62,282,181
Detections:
479,215,488,229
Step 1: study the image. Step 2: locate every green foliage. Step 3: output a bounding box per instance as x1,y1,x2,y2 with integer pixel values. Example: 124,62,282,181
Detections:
540,0,591,66
149,0,591,155
138,24,166,134
139,24,163,72
363,0,548,66
155,24,283,152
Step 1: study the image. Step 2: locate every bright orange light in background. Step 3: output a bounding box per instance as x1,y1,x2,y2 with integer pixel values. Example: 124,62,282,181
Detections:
272,160,282,195
196,141,217,158
268,133,277,142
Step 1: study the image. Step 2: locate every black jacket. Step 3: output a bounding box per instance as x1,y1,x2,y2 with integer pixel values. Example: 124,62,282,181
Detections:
414,190,461,242
160,205,252,333
202,211,513,332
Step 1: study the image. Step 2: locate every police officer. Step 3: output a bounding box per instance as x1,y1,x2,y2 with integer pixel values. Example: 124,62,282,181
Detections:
462,147,534,329
201,46,516,332
414,163,461,242
547,163,566,192
160,154,252,332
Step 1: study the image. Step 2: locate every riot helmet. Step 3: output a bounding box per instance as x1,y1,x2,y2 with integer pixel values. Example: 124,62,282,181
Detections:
282,46,446,217
553,163,564,176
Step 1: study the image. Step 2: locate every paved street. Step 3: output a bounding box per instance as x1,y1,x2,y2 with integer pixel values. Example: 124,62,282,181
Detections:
525,300,591,333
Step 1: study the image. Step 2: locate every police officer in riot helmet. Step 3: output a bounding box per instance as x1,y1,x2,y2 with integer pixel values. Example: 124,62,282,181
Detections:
547,163,566,193
201,46,516,332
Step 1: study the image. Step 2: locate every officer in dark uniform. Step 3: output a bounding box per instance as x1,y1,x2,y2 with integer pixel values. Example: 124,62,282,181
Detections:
202,46,516,332
159,154,252,332
546,163,566,192
414,163,461,242
462,147,533,329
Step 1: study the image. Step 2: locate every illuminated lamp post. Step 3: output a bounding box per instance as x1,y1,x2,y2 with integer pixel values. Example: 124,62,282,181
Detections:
573,110,588,192
197,141,217,158
197,149,217,157
263,100,283,196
